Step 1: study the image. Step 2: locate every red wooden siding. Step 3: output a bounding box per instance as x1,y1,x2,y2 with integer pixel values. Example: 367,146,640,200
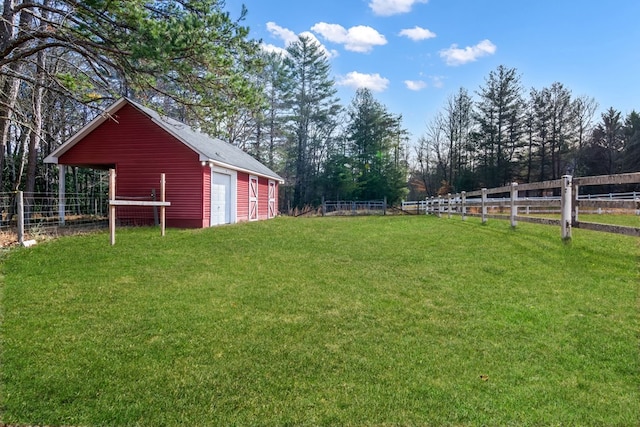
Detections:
58,104,207,228
257,177,270,220
236,172,249,222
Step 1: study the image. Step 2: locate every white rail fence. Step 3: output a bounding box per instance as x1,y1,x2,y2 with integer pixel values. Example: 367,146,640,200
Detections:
402,173,640,239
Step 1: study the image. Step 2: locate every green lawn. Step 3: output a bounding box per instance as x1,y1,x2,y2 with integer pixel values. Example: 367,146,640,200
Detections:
1,216,638,426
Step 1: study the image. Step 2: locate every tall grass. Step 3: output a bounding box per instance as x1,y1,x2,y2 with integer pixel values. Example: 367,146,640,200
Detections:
1,216,638,426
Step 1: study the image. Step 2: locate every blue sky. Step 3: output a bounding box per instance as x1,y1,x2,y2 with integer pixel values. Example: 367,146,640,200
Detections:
224,0,640,147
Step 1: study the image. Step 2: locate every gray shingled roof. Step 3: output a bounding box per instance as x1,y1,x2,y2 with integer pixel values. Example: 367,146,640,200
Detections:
128,99,283,182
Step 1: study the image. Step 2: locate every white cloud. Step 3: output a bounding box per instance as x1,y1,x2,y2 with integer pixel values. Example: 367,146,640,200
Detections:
260,43,288,57
311,22,387,53
265,22,339,59
430,75,444,88
338,72,389,92
439,39,497,66
405,80,427,91
369,0,428,16
266,21,298,46
300,31,340,58
399,26,436,41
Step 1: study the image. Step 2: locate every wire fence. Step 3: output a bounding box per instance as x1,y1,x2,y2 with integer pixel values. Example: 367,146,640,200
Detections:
321,198,387,216
0,192,109,247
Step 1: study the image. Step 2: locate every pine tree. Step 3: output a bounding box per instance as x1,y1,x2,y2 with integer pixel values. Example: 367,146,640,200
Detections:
345,88,408,203
282,35,342,208
475,65,525,187
622,111,640,173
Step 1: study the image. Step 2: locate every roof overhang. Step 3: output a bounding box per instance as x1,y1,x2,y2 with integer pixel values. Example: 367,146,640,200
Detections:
203,159,284,184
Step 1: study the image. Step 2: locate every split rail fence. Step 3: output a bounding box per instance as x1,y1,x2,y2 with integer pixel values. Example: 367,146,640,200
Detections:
402,172,640,239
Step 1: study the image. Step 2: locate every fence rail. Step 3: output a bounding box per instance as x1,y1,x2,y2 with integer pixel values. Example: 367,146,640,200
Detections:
402,173,640,239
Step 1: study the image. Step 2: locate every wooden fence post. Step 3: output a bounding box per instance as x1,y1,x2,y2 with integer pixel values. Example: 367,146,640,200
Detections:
561,175,572,240
437,197,442,218
447,193,452,219
510,182,518,228
481,188,487,224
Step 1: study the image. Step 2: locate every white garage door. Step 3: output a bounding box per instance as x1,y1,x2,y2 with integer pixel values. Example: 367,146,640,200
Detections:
211,172,231,226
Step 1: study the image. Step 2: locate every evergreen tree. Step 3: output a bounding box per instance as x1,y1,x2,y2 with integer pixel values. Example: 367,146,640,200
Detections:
583,108,624,176
345,88,408,204
282,35,342,208
621,111,640,173
475,65,525,187
257,52,292,169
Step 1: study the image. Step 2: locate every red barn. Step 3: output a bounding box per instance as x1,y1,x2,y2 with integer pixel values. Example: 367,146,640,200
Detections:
44,98,283,228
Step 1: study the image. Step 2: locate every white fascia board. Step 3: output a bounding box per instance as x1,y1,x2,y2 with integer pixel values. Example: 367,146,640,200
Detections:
206,159,284,184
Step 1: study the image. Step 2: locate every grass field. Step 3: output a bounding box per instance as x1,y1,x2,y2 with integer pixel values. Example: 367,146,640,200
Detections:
0,216,638,426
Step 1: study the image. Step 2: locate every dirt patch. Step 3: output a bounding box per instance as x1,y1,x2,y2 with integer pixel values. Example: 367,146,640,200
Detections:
0,231,19,249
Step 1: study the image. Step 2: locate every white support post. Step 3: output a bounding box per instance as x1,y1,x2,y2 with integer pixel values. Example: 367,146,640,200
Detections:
572,181,579,224
481,188,487,224
447,193,452,219
510,182,518,228
109,169,116,246
461,191,467,221
561,175,572,240
160,173,166,237
58,165,66,225
437,197,442,218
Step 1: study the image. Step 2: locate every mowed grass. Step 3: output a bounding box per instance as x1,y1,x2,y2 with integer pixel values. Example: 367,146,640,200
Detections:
0,216,638,426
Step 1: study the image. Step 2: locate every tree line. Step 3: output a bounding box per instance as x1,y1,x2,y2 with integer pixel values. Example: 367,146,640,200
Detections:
410,65,640,198
1,2,637,211
1,1,408,210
